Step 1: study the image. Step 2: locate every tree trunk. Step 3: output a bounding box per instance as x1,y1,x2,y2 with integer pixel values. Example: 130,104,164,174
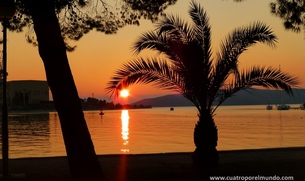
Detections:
28,1,105,180
192,113,219,167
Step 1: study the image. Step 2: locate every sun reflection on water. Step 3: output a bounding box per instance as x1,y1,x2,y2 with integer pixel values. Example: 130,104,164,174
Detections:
121,110,130,153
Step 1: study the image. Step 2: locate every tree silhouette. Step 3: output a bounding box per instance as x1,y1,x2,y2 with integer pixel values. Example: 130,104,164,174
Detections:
270,0,305,36
8,0,176,50
1,0,176,180
106,0,299,166
233,0,305,37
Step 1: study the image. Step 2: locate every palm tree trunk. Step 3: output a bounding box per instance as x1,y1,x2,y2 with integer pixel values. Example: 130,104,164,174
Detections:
28,1,104,180
192,113,219,167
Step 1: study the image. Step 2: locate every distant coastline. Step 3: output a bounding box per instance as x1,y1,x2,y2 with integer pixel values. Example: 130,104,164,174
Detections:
131,88,305,107
7,98,153,113
6,88,305,112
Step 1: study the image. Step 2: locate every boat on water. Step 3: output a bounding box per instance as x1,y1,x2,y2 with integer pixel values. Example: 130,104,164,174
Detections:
299,103,305,110
266,105,273,110
99,110,104,115
276,104,290,110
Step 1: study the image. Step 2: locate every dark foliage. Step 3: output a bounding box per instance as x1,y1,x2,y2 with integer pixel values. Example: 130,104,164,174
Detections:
270,0,305,34
2,0,177,50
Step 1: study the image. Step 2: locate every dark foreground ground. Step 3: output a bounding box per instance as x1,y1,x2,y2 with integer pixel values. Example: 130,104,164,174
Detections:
0,147,304,181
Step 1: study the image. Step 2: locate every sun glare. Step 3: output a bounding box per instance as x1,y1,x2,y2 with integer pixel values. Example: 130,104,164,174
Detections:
120,89,129,98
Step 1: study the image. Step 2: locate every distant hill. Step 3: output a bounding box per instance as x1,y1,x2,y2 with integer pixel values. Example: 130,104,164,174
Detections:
131,94,193,107
131,88,305,107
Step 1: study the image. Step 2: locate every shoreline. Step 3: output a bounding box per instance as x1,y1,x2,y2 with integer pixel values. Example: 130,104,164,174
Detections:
1,147,304,181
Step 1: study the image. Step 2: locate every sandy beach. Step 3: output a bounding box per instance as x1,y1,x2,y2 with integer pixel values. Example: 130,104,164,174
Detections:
1,147,304,181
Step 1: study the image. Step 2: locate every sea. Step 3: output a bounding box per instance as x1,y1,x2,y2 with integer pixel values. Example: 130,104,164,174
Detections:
1,105,305,159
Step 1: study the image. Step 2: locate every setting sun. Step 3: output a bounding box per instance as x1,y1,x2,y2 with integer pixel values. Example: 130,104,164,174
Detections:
120,89,129,98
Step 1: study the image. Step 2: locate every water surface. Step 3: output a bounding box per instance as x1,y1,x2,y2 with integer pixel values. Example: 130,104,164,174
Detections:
1,105,305,158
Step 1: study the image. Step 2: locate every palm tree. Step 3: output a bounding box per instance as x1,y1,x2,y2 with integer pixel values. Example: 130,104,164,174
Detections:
106,0,299,166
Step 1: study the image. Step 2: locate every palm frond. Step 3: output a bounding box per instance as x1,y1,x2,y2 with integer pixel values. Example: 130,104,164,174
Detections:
212,22,278,95
106,58,184,98
189,0,213,66
132,30,184,64
211,66,298,114
237,66,299,95
218,22,277,64
156,14,193,44
132,31,168,54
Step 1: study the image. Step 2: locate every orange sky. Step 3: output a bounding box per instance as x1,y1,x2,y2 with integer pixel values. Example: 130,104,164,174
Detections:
4,0,305,102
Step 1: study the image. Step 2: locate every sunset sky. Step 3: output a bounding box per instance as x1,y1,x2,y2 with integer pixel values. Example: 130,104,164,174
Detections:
5,0,305,103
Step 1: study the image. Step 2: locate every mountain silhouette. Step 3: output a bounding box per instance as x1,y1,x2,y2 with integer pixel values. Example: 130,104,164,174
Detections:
131,88,305,107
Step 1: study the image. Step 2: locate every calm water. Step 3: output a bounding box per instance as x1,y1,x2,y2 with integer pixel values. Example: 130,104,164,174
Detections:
1,105,305,158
